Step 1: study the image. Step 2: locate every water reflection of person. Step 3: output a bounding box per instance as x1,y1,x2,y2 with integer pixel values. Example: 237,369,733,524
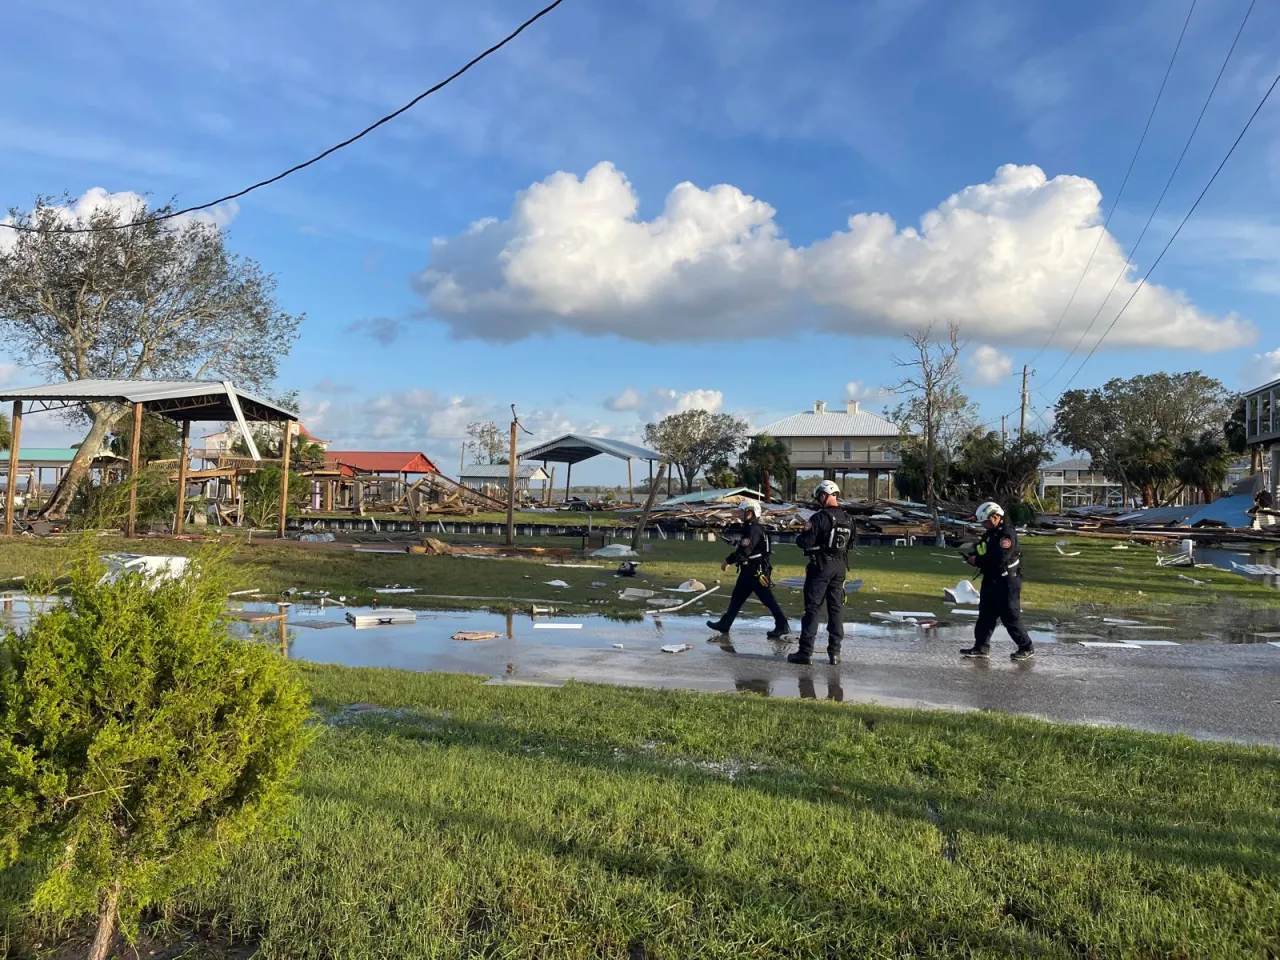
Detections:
798,670,844,702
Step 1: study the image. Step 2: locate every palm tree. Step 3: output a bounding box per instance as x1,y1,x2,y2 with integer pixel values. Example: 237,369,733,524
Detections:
1116,430,1175,506
1174,430,1232,504
737,433,791,501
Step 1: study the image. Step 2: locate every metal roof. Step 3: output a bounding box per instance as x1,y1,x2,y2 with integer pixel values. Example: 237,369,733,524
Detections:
324,451,439,475
758,410,899,438
1043,458,1102,472
0,379,298,422
459,463,550,481
656,487,765,506
0,448,124,465
518,434,661,465
1244,376,1280,395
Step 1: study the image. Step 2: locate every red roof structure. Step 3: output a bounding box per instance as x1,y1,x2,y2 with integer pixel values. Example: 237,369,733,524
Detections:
324,451,438,476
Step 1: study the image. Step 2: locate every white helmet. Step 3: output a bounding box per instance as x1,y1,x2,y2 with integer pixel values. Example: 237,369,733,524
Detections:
815,479,841,501
975,501,1004,523
738,498,762,517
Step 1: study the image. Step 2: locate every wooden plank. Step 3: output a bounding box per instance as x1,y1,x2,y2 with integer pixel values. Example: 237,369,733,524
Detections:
125,401,143,538
3,401,22,535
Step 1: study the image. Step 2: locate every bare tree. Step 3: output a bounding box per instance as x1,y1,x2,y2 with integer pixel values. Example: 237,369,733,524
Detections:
0,195,302,516
466,421,506,465
892,321,969,544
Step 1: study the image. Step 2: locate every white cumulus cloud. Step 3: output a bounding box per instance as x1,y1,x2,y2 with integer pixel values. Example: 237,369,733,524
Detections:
1241,347,1280,387
0,187,238,253
415,162,1252,351
604,387,725,423
845,380,891,403
966,344,1014,386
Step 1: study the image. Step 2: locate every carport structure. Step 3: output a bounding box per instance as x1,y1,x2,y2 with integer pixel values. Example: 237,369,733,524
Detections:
0,379,298,538
517,434,662,504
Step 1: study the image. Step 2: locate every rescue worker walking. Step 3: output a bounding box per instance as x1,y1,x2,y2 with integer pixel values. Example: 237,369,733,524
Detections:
961,501,1034,661
788,479,853,665
707,499,790,638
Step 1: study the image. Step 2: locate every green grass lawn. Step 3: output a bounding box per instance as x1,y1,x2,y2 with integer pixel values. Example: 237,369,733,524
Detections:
9,665,1270,958
1,533,1275,621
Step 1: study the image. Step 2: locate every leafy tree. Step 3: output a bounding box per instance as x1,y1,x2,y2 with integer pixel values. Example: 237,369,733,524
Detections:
1223,398,1248,455
0,545,311,960
1173,430,1233,503
465,421,505,465
643,410,748,494
232,426,325,464
0,410,9,452
239,466,308,528
1053,372,1233,505
0,195,303,518
108,413,181,463
68,466,177,530
952,429,1052,506
705,459,739,490
737,433,791,502
1115,430,1175,506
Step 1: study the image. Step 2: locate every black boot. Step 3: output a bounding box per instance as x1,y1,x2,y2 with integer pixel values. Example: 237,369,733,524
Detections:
706,620,728,634
786,651,812,665
827,649,841,666
767,623,791,640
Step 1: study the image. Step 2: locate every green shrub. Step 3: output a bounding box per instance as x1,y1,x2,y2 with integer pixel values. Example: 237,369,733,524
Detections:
69,467,177,530
0,544,312,960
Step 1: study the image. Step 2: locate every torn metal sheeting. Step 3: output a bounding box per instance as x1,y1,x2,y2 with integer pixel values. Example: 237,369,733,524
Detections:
346,608,417,628
661,643,693,653
1123,640,1180,646
1077,641,1141,649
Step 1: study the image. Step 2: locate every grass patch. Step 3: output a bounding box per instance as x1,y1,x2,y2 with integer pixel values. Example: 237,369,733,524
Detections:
9,666,1274,958
1,534,1276,621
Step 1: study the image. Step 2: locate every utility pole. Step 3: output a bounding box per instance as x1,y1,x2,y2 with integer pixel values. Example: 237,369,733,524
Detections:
504,405,529,546
1001,415,1007,449
1018,365,1029,439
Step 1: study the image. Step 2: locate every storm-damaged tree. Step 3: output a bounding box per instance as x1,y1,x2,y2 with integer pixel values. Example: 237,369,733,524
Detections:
889,322,974,544
466,421,506,465
644,410,748,494
0,195,302,518
0,410,10,452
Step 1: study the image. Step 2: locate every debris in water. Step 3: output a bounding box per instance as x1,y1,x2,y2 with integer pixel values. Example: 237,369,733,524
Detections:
1078,641,1141,649
346,608,416,628
453,631,500,642
612,643,625,649
661,643,693,654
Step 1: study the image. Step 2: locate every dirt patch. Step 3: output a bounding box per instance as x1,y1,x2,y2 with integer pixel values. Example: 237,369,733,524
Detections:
29,928,257,960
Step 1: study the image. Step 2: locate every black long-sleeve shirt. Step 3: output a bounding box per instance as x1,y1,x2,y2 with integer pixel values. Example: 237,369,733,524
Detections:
727,520,770,570
974,519,1022,579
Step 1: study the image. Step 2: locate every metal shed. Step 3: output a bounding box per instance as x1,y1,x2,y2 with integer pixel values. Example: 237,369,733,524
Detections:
0,379,298,538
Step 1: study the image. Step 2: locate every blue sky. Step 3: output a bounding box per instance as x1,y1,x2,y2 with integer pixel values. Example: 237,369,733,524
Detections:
3,0,1279,482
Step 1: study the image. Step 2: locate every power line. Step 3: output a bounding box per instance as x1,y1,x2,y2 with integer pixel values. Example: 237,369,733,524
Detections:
0,0,568,235
1059,64,1280,393
1041,0,1257,390
1024,0,1198,370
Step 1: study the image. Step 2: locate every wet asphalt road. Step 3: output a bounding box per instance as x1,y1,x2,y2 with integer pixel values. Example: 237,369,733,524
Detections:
273,607,1280,747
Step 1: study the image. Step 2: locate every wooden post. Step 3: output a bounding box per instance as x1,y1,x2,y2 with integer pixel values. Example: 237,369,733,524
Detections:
547,466,555,506
3,401,22,536
631,462,667,551
324,479,334,513
565,463,572,504
627,458,634,504
278,420,293,539
505,417,518,546
174,421,191,535
125,401,143,538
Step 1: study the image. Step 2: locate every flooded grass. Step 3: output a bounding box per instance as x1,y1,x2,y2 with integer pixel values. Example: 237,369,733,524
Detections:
2,534,1277,626
143,668,1280,957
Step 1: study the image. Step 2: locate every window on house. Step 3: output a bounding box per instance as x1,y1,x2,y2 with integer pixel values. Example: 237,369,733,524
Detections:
843,440,852,459
826,439,833,455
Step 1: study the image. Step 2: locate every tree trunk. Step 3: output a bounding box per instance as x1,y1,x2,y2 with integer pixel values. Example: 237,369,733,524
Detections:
631,462,667,551
762,471,771,503
40,407,121,519
88,881,121,960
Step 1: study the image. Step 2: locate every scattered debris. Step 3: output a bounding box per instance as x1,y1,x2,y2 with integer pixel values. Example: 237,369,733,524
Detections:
669,579,707,593
661,643,693,653
1123,639,1180,646
620,587,656,600
590,543,640,559
346,608,416,628
646,584,722,615
890,610,937,618
453,630,500,641
1176,574,1209,586
297,532,336,543
1078,641,1141,649
530,605,558,615
942,580,980,604
100,554,190,586
617,561,639,577
543,580,570,588
611,643,625,649
374,585,416,594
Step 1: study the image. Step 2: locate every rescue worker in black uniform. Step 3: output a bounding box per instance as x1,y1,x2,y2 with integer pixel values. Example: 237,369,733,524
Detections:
788,479,853,665
706,499,790,639
961,501,1034,661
